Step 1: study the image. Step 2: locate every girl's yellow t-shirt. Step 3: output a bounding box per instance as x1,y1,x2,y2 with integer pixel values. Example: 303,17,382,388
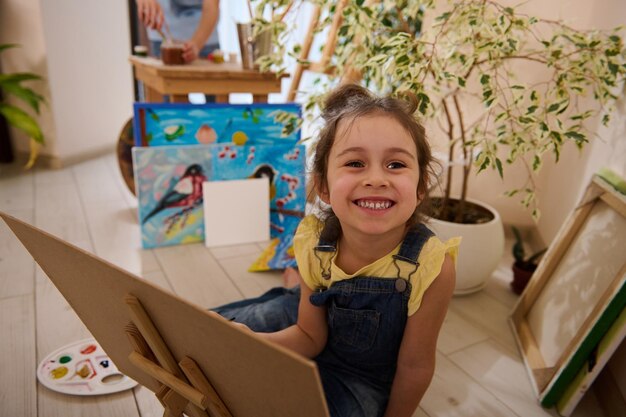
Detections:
293,215,461,316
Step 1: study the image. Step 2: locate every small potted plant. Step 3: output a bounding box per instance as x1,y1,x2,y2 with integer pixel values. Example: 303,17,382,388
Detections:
511,226,546,295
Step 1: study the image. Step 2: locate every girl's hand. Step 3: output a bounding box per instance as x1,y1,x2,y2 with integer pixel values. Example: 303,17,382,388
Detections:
208,311,253,332
229,320,252,333
136,0,164,30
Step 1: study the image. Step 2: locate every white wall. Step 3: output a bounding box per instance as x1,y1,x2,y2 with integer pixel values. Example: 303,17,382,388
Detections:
0,0,55,159
0,0,134,166
38,0,134,165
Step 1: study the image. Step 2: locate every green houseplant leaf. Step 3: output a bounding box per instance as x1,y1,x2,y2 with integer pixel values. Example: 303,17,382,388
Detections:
0,43,46,165
0,74,44,113
0,103,44,144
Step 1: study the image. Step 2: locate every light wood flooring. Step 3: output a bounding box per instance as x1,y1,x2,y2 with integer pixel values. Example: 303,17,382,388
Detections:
0,153,605,417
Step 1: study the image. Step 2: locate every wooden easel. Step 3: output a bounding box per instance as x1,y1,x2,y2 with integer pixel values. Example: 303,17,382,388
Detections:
287,0,362,101
124,294,232,417
1,210,330,417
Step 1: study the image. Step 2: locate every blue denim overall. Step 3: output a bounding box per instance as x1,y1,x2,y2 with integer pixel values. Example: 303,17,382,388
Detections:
213,224,434,417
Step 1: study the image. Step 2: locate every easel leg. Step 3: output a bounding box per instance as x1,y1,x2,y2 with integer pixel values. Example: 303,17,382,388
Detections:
180,357,233,417
156,385,191,417
125,294,233,417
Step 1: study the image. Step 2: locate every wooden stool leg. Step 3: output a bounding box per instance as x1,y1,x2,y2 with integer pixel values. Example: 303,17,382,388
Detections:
252,94,268,103
171,94,189,103
215,94,229,103
145,86,164,102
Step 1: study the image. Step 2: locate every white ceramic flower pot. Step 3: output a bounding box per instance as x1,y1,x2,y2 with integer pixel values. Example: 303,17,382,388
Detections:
427,199,504,295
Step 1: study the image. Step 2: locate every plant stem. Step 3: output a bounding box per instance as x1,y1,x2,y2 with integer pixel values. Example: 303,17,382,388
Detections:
453,94,470,223
441,97,456,220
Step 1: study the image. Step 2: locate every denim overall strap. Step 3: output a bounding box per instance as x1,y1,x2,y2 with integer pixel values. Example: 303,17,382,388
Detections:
392,223,434,281
313,224,338,282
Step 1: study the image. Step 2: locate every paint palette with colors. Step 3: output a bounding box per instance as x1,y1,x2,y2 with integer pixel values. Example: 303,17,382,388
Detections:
37,338,137,395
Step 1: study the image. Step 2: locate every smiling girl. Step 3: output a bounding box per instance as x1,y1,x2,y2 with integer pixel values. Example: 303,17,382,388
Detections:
214,84,460,417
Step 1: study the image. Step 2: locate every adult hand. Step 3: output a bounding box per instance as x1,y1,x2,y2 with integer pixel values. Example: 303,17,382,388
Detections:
136,0,164,31
182,41,201,63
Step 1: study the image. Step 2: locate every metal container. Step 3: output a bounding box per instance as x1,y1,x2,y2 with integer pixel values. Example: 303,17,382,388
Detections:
236,23,271,70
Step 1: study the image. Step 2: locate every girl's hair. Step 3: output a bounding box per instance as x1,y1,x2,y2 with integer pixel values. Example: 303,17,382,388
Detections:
311,84,435,241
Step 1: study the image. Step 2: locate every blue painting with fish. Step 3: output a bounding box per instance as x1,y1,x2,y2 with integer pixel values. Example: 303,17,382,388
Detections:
133,102,302,147
210,144,305,270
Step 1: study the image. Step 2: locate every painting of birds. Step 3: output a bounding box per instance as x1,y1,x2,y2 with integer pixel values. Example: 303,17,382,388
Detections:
142,164,207,225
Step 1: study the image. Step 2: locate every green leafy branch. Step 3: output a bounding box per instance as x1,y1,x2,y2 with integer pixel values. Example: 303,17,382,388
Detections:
0,44,45,146
252,0,626,222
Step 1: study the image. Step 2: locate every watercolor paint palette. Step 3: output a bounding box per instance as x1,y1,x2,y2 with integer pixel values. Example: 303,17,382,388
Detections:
37,338,137,396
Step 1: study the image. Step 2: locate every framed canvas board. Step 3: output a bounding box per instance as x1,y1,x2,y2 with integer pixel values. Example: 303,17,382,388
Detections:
133,102,301,147
510,174,626,407
0,212,329,417
203,178,270,248
556,306,626,416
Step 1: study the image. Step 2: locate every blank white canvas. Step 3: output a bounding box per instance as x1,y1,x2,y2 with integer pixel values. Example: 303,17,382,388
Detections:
527,200,626,366
203,178,270,248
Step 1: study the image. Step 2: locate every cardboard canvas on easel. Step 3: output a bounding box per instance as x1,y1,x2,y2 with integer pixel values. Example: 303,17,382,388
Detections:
0,212,329,417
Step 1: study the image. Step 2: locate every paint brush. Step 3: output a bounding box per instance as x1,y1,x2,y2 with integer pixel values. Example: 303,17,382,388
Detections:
157,27,168,41
157,19,173,43
163,20,173,41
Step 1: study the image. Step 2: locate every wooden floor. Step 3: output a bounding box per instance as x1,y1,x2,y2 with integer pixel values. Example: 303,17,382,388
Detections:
0,153,605,417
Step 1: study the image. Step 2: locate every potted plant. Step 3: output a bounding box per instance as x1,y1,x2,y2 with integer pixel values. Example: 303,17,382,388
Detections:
0,43,45,168
510,226,546,295
251,0,626,292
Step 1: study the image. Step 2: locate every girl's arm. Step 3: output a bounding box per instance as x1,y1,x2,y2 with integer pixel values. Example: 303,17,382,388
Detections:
259,275,328,358
383,254,456,417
